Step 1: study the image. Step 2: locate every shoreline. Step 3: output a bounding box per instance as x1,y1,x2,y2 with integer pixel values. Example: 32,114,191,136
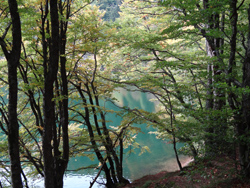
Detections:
181,157,194,168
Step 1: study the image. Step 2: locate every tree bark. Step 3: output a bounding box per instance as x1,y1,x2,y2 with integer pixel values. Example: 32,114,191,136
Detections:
201,0,227,155
0,0,23,187
55,3,70,185
240,4,250,178
42,0,59,187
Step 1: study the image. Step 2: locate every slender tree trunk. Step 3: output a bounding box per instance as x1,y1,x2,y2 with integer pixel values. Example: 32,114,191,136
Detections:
76,84,115,187
8,55,23,188
173,131,183,171
240,4,250,178
94,88,129,185
43,79,56,188
205,62,214,155
3,0,23,187
226,0,242,162
212,11,227,149
166,92,183,170
42,0,59,187
55,41,69,188
202,0,227,155
53,5,70,185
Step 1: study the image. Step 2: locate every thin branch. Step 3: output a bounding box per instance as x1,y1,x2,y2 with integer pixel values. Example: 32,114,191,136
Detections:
1,22,12,40
70,1,94,17
0,38,10,60
91,49,98,84
236,0,245,11
89,121,133,188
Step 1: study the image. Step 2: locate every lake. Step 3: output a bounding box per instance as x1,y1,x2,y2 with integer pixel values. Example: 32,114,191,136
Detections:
59,89,188,187
13,89,189,188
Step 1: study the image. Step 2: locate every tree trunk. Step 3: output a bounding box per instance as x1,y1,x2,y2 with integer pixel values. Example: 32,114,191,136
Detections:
8,53,23,188
2,0,23,187
205,62,214,155
240,4,250,177
75,84,116,187
55,16,70,187
42,0,59,187
202,0,227,155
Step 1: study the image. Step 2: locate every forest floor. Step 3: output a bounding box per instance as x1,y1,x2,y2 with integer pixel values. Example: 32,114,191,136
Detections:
120,155,250,188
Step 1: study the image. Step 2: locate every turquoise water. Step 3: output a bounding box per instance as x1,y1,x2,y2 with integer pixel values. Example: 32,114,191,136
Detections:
1,89,188,188
62,89,187,187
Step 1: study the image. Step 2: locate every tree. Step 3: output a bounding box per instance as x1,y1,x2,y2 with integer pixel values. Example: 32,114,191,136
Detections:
160,0,250,177
0,0,23,187
0,0,79,186
68,6,131,186
240,2,250,177
19,0,77,186
102,0,206,162
107,0,250,177
1,1,132,187
2,0,250,186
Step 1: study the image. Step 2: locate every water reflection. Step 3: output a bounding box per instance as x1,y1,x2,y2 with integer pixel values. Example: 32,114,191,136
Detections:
34,175,104,188
66,88,187,186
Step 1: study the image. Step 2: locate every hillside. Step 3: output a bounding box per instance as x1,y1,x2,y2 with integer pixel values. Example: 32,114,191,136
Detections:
121,155,250,188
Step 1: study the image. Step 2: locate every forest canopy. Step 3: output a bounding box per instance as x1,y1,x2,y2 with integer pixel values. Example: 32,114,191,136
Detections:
1,0,250,187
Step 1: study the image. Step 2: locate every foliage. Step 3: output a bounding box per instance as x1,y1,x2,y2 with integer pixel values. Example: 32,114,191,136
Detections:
101,0,209,160
1,0,250,187
0,1,138,187
100,0,250,176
